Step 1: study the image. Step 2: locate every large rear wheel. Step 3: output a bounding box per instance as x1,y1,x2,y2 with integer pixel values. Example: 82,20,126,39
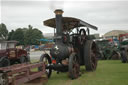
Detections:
69,53,80,79
84,40,98,71
39,54,52,78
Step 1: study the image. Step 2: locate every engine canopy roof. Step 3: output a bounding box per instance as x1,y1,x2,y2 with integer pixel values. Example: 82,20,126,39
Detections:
43,17,98,31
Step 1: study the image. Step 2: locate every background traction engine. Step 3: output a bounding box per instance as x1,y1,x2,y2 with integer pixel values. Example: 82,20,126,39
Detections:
119,33,128,63
40,9,98,79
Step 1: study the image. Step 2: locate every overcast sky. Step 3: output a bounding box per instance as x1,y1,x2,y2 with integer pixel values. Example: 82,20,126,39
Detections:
0,0,128,35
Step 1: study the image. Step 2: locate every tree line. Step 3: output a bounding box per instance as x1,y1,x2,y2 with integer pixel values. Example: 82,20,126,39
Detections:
0,23,44,45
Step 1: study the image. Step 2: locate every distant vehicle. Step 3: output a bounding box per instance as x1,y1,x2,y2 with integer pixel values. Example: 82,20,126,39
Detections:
0,41,30,67
119,33,128,63
95,39,120,60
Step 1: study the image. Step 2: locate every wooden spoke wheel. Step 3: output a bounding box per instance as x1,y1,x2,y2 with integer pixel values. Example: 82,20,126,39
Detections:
39,54,52,78
69,53,80,79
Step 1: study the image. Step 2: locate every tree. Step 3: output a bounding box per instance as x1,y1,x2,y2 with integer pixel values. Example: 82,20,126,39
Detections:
31,28,43,45
24,26,33,45
24,25,43,45
0,23,8,40
8,30,15,40
7,25,44,45
11,28,24,45
22,28,28,35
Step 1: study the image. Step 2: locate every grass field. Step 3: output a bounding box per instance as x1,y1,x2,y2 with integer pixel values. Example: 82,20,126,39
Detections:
45,60,128,85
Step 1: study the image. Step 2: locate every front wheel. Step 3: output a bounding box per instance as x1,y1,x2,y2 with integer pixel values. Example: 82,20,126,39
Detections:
0,57,10,67
39,54,52,78
68,53,80,79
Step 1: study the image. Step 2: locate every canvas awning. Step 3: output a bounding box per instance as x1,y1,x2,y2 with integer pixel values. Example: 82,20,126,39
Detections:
43,17,98,31
38,39,53,42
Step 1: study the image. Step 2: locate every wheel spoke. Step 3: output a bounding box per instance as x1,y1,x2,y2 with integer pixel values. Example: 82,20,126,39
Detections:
73,56,79,78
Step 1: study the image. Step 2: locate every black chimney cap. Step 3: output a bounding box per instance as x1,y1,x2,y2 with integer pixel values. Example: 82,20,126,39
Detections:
54,9,63,15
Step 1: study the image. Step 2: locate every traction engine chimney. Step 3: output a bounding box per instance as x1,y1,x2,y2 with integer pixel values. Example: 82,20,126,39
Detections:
54,9,63,36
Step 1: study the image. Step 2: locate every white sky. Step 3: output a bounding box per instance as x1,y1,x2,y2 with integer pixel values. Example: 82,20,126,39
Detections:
1,0,128,36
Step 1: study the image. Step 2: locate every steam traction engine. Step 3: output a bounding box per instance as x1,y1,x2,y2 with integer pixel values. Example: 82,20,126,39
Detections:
119,33,128,63
41,9,98,79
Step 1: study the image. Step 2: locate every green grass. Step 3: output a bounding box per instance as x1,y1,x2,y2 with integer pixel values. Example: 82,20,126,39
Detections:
45,60,128,85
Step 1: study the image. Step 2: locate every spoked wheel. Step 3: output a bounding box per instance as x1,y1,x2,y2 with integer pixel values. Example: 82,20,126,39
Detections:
39,54,52,78
84,40,98,71
0,57,10,67
69,53,80,79
0,73,8,85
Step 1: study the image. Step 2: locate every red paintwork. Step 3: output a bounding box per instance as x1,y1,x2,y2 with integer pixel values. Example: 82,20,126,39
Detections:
0,48,27,59
119,33,128,42
0,41,28,61
44,44,54,49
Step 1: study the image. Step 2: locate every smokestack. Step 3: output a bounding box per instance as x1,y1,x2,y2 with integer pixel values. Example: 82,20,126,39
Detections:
54,9,63,36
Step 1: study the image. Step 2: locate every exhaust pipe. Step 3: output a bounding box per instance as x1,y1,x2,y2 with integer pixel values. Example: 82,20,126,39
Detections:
54,9,63,36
